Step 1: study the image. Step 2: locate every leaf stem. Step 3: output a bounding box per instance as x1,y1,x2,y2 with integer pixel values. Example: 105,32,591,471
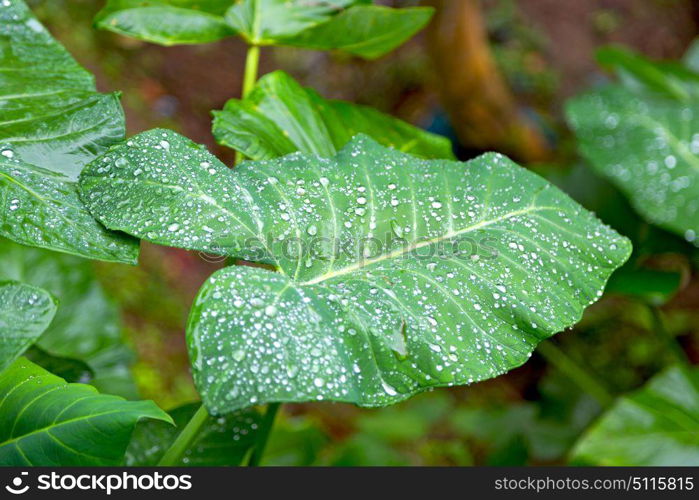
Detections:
537,340,615,408
247,402,280,466
235,44,261,165
157,404,209,466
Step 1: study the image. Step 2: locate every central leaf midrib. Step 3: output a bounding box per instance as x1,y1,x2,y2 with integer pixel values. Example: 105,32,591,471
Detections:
300,204,559,286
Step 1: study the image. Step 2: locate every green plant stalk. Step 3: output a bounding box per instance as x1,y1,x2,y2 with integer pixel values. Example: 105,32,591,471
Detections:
648,305,688,365
537,340,615,408
235,44,261,165
157,404,209,466
247,402,281,466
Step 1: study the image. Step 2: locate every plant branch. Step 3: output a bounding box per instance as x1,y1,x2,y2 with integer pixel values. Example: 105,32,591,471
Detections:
247,402,280,466
157,404,209,466
235,44,261,165
537,340,615,408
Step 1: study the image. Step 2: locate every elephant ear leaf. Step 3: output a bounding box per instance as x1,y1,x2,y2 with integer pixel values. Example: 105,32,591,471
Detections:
95,0,235,46
0,358,171,466
225,0,432,59
0,281,56,372
212,70,453,161
571,365,699,466
78,130,631,414
0,0,138,263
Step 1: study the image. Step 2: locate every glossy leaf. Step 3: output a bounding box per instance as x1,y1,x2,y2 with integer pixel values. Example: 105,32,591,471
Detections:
0,358,171,466
0,238,137,397
212,70,453,161
567,85,699,243
0,0,139,263
571,365,699,466
0,282,56,372
95,0,235,46
79,130,631,414
125,403,261,466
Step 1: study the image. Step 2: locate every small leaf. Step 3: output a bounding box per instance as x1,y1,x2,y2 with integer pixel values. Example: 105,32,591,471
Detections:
277,5,434,60
125,403,261,466
0,237,137,397
0,358,172,466
212,70,453,160
0,282,56,372
95,0,235,46
0,0,139,263
571,365,699,466
79,130,631,414
567,84,699,244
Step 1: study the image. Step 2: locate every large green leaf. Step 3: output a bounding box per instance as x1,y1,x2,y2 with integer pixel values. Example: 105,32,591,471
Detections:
212,70,453,161
571,365,699,466
79,130,631,414
567,84,699,243
125,403,261,465
0,0,138,263
0,282,56,372
0,358,171,466
95,0,235,46
0,238,137,397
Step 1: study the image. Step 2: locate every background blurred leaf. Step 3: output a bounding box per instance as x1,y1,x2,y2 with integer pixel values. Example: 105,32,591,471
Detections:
24,346,94,384
0,238,138,398
125,403,261,465
571,365,699,466
79,130,630,414
212,70,454,160
95,0,235,46
0,281,56,372
0,358,171,466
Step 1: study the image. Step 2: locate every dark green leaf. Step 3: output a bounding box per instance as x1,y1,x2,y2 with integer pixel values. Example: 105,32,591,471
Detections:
79,130,631,414
0,358,171,466
212,70,453,160
571,365,699,466
0,0,139,263
605,266,681,305
95,0,235,46
0,238,137,397
24,346,94,384
0,281,56,372
567,85,699,243
125,403,261,466
596,46,699,101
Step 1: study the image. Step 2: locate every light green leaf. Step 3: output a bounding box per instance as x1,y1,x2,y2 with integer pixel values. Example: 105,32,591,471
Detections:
125,403,261,465
0,238,137,397
0,0,139,263
0,282,56,372
0,358,171,466
571,365,699,466
95,0,235,46
212,70,453,161
567,85,699,243
277,5,434,60
79,130,631,414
